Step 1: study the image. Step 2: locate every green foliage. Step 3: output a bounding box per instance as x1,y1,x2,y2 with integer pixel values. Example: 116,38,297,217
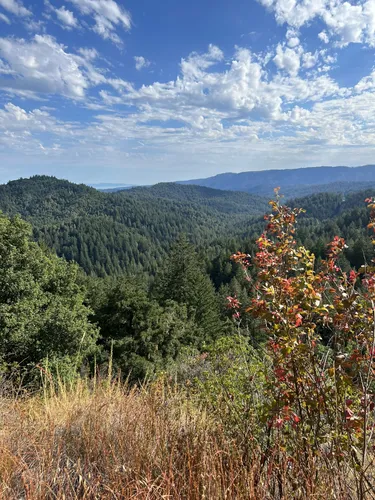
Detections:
89,276,200,381
154,235,223,344
193,335,267,441
0,176,267,277
0,212,98,372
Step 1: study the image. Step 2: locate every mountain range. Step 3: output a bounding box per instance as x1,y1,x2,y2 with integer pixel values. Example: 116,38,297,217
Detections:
1,169,375,276
180,165,375,197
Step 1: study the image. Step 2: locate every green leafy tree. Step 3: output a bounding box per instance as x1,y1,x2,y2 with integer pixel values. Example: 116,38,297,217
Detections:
0,213,98,371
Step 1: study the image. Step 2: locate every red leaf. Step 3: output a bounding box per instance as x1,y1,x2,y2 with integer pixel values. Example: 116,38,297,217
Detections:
295,314,303,327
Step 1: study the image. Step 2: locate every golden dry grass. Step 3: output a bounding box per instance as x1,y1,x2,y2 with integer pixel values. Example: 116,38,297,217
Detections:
0,378,370,499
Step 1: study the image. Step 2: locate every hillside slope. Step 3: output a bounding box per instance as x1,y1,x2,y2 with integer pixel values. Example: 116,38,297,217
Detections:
3,176,375,277
0,176,268,276
125,182,267,214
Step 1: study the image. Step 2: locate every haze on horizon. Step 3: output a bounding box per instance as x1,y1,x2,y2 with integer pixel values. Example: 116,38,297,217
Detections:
1,0,375,185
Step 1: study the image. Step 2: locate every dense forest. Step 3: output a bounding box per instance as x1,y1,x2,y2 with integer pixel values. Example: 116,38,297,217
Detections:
0,176,256,381
1,175,375,382
1,176,375,279
0,176,267,276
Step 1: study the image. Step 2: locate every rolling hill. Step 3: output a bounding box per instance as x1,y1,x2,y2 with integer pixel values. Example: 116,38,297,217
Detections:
0,176,268,276
180,165,375,197
2,175,375,277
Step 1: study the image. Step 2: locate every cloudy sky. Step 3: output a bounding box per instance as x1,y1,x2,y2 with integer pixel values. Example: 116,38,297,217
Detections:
1,0,375,184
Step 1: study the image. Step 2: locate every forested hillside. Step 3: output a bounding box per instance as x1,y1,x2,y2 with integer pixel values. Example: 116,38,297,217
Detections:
0,176,267,276
1,176,375,276
2,176,375,376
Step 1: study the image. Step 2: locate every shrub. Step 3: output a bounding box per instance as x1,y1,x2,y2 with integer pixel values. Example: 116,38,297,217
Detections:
231,189,375,497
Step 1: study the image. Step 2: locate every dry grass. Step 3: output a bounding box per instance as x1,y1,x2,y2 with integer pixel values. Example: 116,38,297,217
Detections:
0,378,371,499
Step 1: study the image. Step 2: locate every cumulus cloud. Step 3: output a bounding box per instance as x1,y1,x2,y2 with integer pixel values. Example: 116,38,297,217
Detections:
1,36,375,177
67,0,131,44
134,56,151,71
0,102,76,157
302,51,319,69
258,0,375,47
0,0,31,17
0,40,354,153
258,0,328,29
0,35,90,98
287,36,300,48
318,31,330,43
100,44,347,137
125,46,272,120
273,44,301,76
286,28,300,47
0,102,61,130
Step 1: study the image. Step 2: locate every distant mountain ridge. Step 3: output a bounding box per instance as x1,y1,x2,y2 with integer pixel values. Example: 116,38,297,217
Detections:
179,165,375,197
90,183,135,192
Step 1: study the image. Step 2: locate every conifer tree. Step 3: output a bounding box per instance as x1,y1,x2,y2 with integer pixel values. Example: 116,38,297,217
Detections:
89,277,197,380
154,235,222,344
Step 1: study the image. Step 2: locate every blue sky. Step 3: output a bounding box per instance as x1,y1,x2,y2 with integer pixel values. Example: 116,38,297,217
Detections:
1,0,375,185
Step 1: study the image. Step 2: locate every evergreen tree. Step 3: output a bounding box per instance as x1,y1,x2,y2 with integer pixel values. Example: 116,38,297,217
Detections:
89,277,197,380
153,235,223,344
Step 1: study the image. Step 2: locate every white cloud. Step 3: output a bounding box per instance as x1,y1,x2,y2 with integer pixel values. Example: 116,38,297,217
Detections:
258,0,328,28
78,47,98,60
355,69,375,92
180,44,224,79
258,0,375,47
134,56,151,71
2,40,375,180
123,46,277,120
318,31,329,43
274,44,301,76
55,6,78,28
0,102,59,129
0,102,77,156
67,0,131,44
286,28,300,47
302,51,319,69
287,36,300,48
323,2,367,46
102,44,347,136
25,19,46,32
0,0,31,17
0,11,10,23
0,35,89,98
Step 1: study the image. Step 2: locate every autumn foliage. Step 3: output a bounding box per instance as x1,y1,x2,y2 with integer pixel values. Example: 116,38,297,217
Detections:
231,188,375,497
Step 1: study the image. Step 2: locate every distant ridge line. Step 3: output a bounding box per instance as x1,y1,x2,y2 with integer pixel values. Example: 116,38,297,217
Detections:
178,165,375,197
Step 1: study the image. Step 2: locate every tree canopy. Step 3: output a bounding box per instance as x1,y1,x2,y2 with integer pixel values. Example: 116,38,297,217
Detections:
0,212,97,372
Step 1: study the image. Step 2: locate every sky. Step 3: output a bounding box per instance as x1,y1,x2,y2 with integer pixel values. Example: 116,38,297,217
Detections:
1,1,375,185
